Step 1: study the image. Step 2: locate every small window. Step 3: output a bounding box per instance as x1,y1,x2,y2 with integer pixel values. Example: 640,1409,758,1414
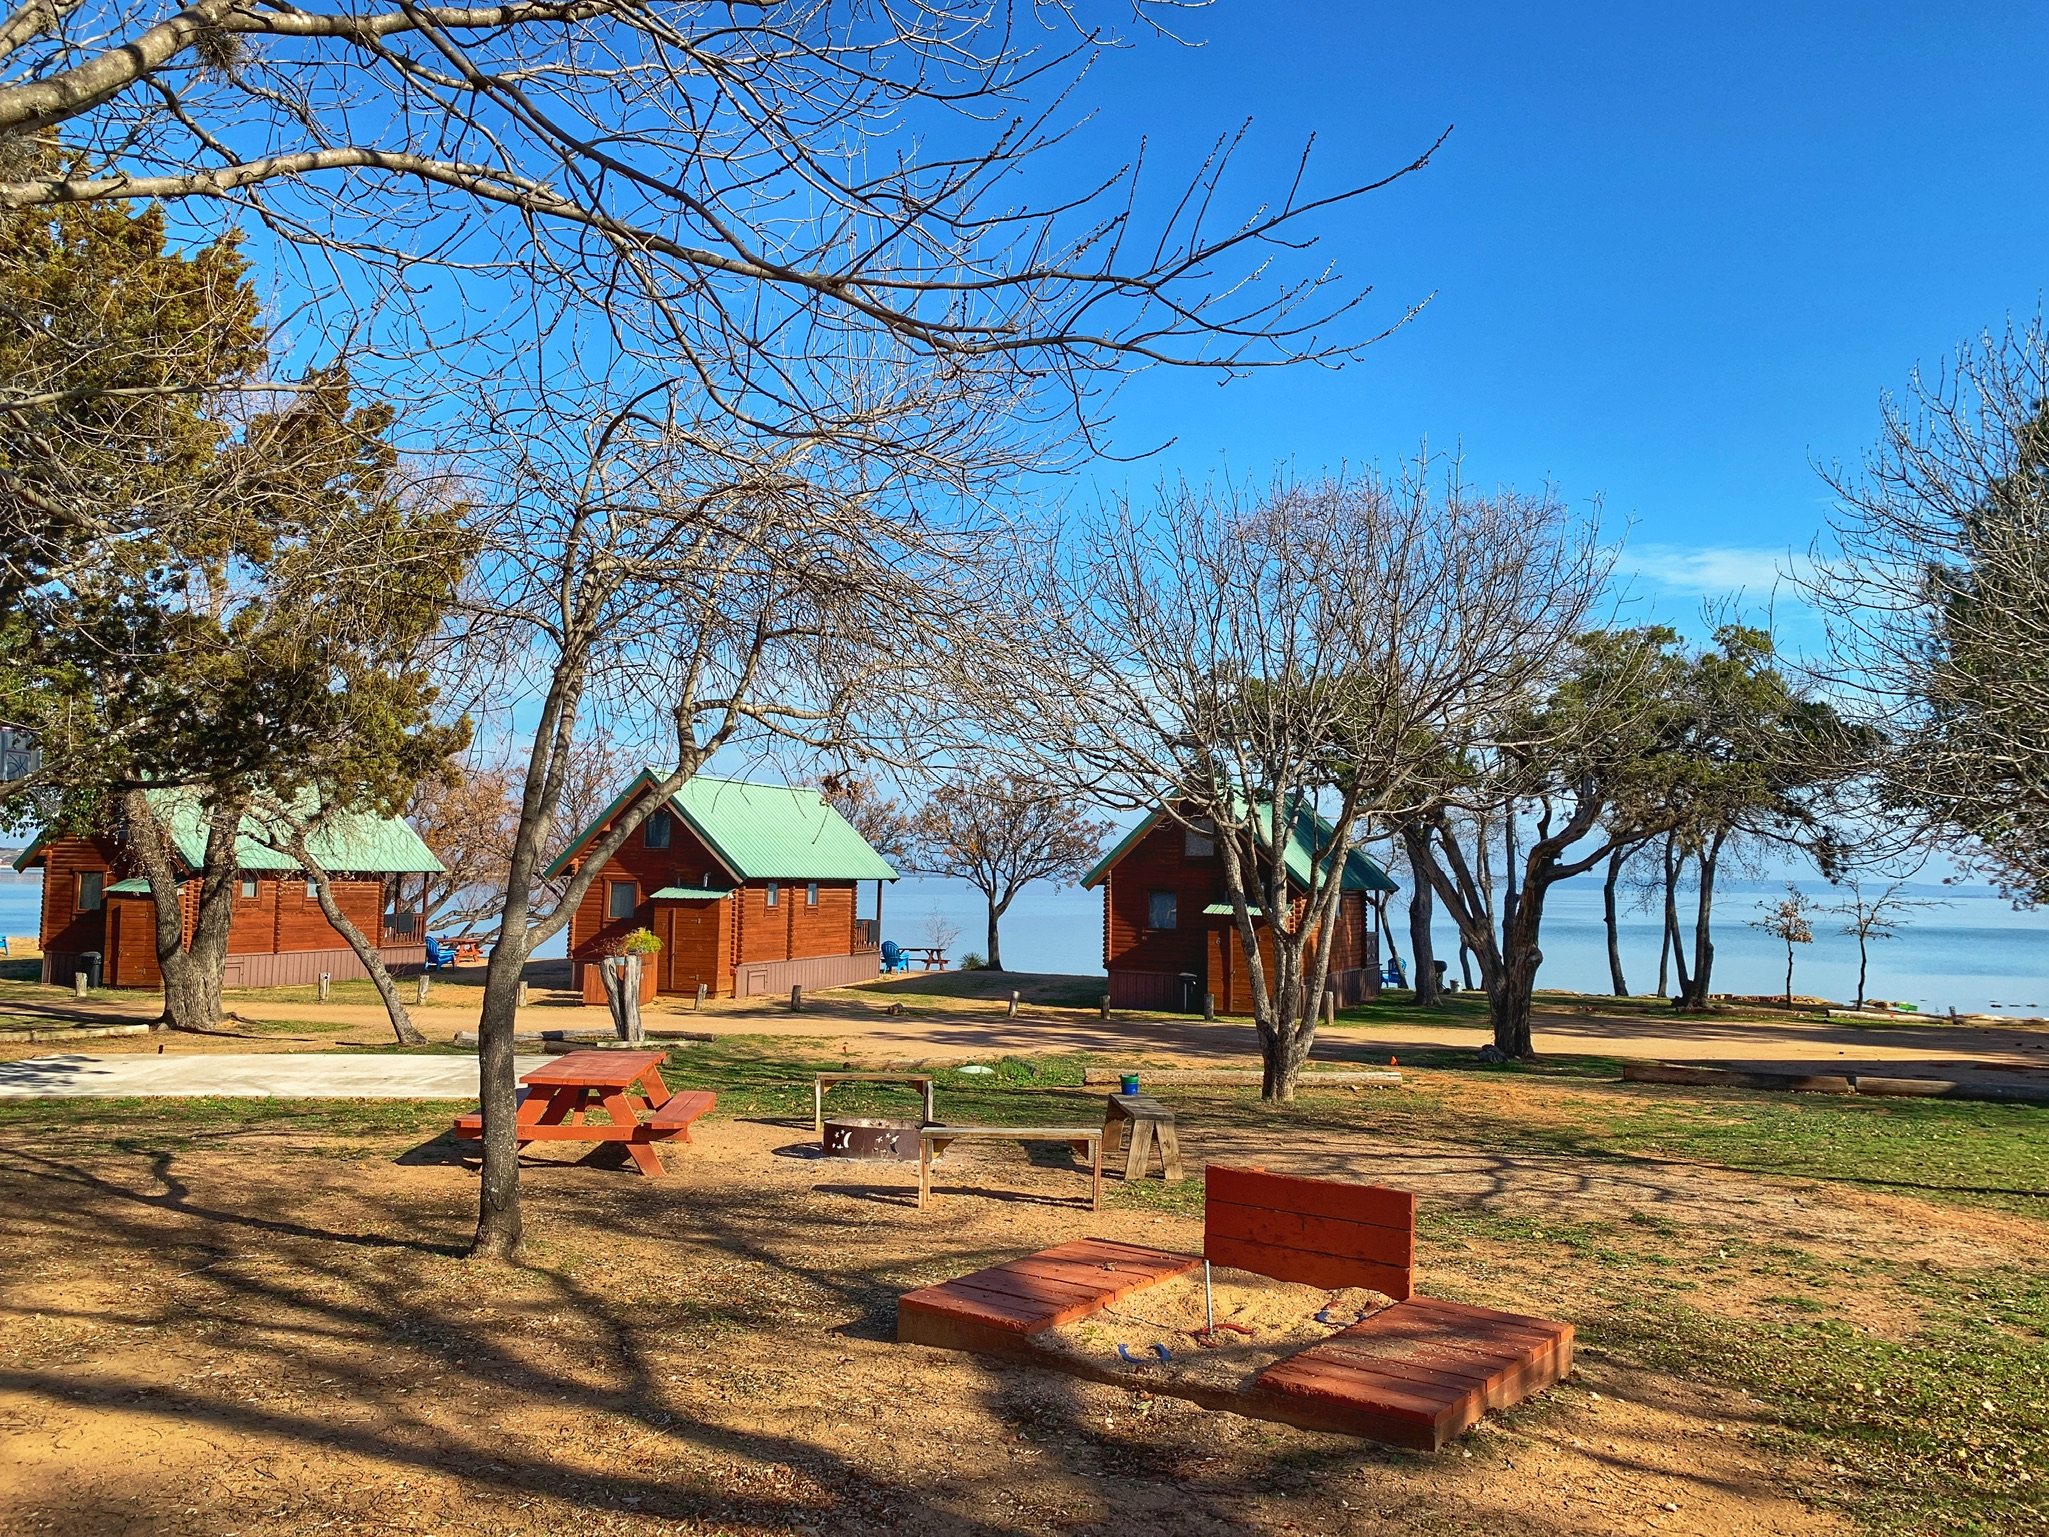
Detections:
607,880,637,920
305,879,320,900
1148,890,1178,930
806,882,819,907
765,881,779,908
76,871,104,912
1184,819,1216,858
644,809,672,849
240,877,259,900
704,873,718,890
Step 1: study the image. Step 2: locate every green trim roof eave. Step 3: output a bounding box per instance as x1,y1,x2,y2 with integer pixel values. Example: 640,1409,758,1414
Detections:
1083,799,1399,896
540,768,657,882
1081,810,1159,889
648,886,730,901
103,877,153,895
1201,901,1265,916
546,771,899,884
11,827,54,873
14,793,442,877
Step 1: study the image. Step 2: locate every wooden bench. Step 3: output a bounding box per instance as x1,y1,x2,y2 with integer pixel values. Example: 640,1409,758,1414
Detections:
1102,1091,1184,1183
813,1072,935,1136
897,1163,1572,1449
649,1089,715,1140
917,1125,1104,1211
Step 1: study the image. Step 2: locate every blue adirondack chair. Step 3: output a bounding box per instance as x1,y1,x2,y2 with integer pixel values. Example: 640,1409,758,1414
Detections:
424,936,455,971
879,940,910,974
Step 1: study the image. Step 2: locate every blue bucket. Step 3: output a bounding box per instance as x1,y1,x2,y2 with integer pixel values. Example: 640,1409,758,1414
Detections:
1119,1073,1140,1096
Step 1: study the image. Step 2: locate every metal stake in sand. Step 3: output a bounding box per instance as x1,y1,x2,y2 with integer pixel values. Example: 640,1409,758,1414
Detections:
1205,1260,1214,1334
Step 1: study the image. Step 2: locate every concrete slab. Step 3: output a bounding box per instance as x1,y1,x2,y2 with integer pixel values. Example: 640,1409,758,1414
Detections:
0,1053,550,1099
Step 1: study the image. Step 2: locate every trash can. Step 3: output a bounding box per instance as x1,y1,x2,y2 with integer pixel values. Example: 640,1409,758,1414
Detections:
79,951,103,989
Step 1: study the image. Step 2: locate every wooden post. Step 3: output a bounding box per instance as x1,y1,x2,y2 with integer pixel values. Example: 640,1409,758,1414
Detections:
1324,988,1337,1028
1099,994,1110,1020
790,984,803,1012
1203,992,1215,1022
516,980,529,1009
74,971,88,998
416,973,430,1005
694,982,708,1010
318,973,331,1002
1007,990,1019,1018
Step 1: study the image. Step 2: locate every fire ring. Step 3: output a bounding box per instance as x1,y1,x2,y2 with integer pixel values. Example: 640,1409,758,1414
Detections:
821,1116,922,1161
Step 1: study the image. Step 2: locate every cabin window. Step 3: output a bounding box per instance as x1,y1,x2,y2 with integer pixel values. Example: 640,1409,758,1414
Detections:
76,871,104,912
305,879,320,899
240,877,259,900
765,882,779,908
644,809,672,848
1184,819,1216,858
806,882,819,906
607,880,637,920
1147,890,1178,930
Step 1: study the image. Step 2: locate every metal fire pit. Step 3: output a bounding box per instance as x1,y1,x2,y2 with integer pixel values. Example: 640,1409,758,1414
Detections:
822,1116,922,1162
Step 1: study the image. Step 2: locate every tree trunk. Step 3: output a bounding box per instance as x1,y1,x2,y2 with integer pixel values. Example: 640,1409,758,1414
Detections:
1401,822,1440,1006
1259,1016,1313,1102
1854,938,1869,1009
126,788,236,1030
985,894,1004,972
299,847,425,1045
1681,828,1727,1009
473,925,530,1262
1603,843,1629,996
1458,942,1475,991
1663,841,1692,1005
1783,942,1795,1004
599,956,643,1041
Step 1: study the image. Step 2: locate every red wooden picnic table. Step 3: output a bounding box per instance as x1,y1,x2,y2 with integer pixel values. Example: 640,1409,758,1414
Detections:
454,1049,713,1177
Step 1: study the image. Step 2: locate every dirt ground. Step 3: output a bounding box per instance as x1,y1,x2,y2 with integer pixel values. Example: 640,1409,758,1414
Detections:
8,1062,2037,1537
7,968,2049,1088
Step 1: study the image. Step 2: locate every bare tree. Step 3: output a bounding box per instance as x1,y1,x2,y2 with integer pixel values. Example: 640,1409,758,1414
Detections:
982,465,1606,1097
910,770,1109,970
1811,317,2049,902
1749,883,1816,1006
0,2,1438,446
456,380,1014,1260
819,769,914,866
1823,877,1946,1010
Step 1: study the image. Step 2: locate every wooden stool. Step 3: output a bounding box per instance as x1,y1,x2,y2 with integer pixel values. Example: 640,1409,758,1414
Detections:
1102,1091,1184,1182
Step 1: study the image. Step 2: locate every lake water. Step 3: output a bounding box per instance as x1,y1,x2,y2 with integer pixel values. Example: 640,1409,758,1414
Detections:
13,870,2049,1016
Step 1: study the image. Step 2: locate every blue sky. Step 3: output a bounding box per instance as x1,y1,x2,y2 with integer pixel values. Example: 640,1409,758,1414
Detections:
1061,3,2049,646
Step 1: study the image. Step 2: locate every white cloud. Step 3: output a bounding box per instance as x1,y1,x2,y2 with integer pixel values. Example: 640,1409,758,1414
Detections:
1620,543,1813,598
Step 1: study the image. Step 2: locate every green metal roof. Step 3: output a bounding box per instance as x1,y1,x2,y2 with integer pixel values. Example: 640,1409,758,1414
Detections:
546,770,899,883
1201,901,1265,916
104,877,152,895
1082,800,1397,896
648,886,730,901
13,789,442,875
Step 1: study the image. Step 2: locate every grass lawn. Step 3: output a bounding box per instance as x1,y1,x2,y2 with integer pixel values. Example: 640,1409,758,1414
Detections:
1,1037,2040,1535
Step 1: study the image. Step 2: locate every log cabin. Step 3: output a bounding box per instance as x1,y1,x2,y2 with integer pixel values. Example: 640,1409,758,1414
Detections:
1081,801,1397,1014
14,791,442,989
551,771,898,1000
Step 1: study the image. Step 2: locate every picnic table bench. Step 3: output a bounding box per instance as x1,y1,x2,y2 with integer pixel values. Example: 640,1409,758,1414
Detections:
813,1071,936,1136
454,1049,712,1177
904,947,950,971
1102,1090,1184,1183
918,1125,1103,1211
